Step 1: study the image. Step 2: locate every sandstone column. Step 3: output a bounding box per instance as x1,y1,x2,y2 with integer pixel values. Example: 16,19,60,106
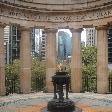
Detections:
0,24,6,95
70,28,82,93
45,28,57,92
20,26,31,94
96,26,109,94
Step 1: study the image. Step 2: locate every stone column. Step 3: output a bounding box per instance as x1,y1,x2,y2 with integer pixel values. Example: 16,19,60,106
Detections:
70,28,82,93
20,26,31,94
45,28,57,92
0,24,6,95
96,26,109,94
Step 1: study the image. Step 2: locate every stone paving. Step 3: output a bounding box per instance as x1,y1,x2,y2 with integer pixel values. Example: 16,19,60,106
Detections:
0,92,112,112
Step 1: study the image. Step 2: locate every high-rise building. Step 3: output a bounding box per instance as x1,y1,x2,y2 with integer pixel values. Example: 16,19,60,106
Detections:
86,28,97,46
4,26,46,63
81,41,86,46
4,26,10,64
31,28,42,57
31,29,46,60
40,30,46,61
108,27,112,64
4,25,20,64
9,25,20,63
58,31,71,60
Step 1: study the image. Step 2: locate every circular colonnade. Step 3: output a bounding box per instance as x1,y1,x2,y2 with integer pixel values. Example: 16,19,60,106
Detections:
0,0,112,95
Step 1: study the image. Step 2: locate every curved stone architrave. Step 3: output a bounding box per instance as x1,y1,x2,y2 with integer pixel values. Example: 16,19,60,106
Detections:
44,28,58,33
0,3,112,28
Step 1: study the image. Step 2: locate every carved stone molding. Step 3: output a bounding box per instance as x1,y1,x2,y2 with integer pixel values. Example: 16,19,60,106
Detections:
70,28,83,33
0,3,112,23
0,22,6,28
45,28,58,33
19,26,32,31
95,25,109,30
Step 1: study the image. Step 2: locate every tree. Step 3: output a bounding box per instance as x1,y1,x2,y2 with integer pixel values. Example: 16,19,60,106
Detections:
82,46,97,66
82,46,97,76
31,57,46,77
5,59,20,94
82,46,97,92
5,57,46,94
31,57,46,91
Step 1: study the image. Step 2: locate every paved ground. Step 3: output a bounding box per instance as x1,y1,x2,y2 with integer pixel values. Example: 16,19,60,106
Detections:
0,92,112,112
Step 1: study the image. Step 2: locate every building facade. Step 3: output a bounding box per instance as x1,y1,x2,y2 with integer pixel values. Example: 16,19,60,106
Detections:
40,30,46,61
108,27,112,64
86,28,97,46
4,26,10,64
31,28,42,58
31,29,46,60
9,25,20,63
58,31,71,60
5,27,46,63
4,25,20,64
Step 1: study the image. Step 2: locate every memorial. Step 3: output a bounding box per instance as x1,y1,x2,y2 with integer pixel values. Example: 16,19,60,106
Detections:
0,0,111,95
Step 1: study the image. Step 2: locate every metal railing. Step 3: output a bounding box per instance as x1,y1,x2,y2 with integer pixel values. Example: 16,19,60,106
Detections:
5,75,46,95
109,75,112,93
82,75,97,93
82,74,112,93
5,74,112,94
5,76,20,95
31,75,46,92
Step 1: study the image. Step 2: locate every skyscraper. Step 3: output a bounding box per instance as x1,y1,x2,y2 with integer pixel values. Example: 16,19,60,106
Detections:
108,27,112,64
31,28,42,57
9,25,20,63
4,26,10,64
58,31,71,60
4,25,20,64
31,29,46,60
86,28,97,46
40,30,46,61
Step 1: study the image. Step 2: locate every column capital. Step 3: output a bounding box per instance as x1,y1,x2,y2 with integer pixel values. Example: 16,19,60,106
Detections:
95,25,108,30
45,28,58,33
19,26,32,31
0,23,6,28
70,28,83,33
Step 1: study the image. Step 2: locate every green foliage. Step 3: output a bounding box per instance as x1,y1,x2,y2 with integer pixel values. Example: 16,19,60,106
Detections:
82,46,97,76
5,59,20,77
82,46,97,66
5,59,20,94
109,70,112,76
82,46,97,92
109,70,112,92
31,57,46,77
5,58,46,94
31,57,46,92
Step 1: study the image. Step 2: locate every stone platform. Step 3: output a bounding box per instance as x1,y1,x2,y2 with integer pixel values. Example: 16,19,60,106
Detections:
0,93,112,112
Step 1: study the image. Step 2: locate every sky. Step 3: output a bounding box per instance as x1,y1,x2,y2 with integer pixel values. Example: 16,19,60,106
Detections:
58,29,86,42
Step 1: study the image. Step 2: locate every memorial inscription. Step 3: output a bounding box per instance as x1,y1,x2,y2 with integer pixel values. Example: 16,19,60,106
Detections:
0,5,112,22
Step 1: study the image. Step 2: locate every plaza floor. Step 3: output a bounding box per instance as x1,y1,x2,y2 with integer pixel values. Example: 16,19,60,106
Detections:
0,92,112,112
